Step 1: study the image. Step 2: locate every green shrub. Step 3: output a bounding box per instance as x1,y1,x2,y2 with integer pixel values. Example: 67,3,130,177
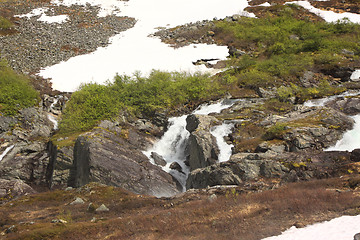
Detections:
0,16,12,29
263,122,288,140
0,60,39,115
59,71,223,133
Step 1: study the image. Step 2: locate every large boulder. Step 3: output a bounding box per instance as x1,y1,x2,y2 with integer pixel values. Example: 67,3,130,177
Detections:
69,125,180,197
185,114,220,171
186,154,289,189
0,179,36,202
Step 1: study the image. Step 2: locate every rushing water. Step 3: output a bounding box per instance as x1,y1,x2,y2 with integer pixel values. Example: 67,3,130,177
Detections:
303,90,360,151
144,100,235,189
210,123,234,162
0,145,14,162
37,0,251,92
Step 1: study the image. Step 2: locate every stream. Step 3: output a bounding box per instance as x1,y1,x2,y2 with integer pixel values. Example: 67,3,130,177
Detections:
144,99,235,190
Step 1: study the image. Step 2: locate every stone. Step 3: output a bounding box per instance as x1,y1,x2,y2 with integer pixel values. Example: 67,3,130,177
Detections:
351,149,360,162
169,162,183,173
208,194,217,202
0,179,36,201
186,114,220,171
151,152,167,166
354,233,360,240
87,203,96,212
96,204,109,212
70,197,85,205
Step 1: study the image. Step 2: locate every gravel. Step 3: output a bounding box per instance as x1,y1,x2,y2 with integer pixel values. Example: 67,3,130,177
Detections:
0,0,136,75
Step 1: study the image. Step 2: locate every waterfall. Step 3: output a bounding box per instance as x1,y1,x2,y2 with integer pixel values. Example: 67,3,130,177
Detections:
144,99,236,189
0,145,15,162
303,89,360,151
326,114,360,151
210,122,234,162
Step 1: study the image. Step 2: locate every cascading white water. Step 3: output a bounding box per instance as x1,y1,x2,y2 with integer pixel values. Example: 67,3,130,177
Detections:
47,98,59,130
303,91,360,107
326,114,360,151
210,122,234,162
303,89,360,151
0,145,14,162
144,99,235,189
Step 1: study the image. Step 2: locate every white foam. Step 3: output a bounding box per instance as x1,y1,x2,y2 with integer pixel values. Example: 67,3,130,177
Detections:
210,123,234,162
325,114,360,151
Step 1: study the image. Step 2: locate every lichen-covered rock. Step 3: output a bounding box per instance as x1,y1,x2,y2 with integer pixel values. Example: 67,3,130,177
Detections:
0,179,36,202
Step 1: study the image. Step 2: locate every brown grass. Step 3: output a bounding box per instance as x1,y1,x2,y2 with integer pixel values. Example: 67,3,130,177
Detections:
1,177,359,240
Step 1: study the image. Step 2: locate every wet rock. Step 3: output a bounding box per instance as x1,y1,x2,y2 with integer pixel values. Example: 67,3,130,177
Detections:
70,127,180,197
169,162,183,173
151,152,167,166
186,114,219,171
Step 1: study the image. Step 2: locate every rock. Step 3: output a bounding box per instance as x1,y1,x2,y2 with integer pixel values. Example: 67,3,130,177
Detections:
326,97,360,115
186,158,289,189
0,115,17,133
228,46,246,57
169,162,183,173
87,203,96,212
185,114,200,133
351,149,360,162
96,204,109,212
5,225,16,234
257,87,277,98
0,179,36,201
300,71,315,88
186,115,219,171
208,194,217,202
151,152,167,166
70,127,180,197
341,49,354,56
354,233,360,240
65,187,73,191
348,177,360,189
70,197,85,205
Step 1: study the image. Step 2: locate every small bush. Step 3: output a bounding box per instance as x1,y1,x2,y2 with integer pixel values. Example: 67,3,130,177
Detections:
263,122,288,140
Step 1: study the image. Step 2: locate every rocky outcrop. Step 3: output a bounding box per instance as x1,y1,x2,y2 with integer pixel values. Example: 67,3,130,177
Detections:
0,179,36,202
326,96,360,115
69,121,180,197
0,107,54,186
186,114,220,171
186,154,289,189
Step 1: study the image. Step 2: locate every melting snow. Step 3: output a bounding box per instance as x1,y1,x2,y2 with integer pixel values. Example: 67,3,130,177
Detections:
262,215,360,240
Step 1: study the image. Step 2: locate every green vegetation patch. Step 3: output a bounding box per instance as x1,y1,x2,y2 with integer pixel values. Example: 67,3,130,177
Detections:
59,71,222,133
215,5,360,90
0,60,39,116
0,16,12,29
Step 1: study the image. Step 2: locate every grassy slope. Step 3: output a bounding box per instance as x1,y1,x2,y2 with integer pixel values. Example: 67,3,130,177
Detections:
1,178,359,240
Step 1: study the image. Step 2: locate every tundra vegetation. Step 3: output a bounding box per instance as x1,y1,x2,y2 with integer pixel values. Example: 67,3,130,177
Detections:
0,60,39,116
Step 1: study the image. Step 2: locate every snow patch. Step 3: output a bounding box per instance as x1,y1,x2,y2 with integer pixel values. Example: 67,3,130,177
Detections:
262,215,360,240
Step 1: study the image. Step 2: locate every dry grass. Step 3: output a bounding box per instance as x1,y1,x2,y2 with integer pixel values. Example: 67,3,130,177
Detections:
1,177,359,240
